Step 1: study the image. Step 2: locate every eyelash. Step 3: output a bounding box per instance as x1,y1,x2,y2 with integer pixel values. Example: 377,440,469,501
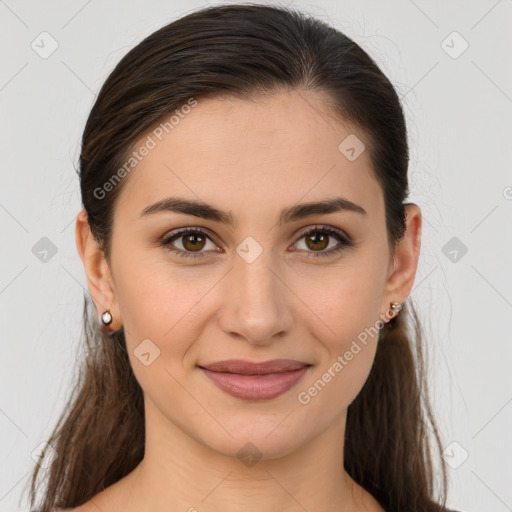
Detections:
160,226,353,260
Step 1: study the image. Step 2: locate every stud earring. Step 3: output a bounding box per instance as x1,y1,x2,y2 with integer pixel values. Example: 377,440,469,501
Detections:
101,310,113,326
387,301,402,326
390,301,402,314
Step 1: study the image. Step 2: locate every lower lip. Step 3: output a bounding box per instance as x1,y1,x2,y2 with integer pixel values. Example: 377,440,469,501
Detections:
200,366,310,400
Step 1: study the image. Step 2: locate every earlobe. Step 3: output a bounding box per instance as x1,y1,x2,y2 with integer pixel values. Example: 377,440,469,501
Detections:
75,209,122,330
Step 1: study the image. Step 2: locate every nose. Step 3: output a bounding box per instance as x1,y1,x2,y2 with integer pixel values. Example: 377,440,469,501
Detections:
217,249,294,346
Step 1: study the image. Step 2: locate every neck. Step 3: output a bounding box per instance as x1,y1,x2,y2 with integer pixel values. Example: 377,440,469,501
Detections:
93,397,381,512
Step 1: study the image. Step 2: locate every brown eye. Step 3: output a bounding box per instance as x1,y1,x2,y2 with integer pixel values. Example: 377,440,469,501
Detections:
293,226,352,258
161,228,218,259
181,233,206,252
304,231,329,251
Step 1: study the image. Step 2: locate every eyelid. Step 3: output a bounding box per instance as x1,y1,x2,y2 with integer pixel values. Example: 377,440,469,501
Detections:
293,225,351,244
161,225,220,245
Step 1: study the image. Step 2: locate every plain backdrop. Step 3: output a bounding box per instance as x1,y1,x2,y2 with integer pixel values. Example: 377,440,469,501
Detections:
1,1,511,511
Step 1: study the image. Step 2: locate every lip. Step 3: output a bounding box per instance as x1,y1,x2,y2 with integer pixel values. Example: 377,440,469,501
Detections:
198,359,311,401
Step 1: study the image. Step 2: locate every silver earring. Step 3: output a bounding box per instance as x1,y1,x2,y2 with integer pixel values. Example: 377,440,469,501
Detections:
389,301,402,322
390,301,402,313
101,310,113,326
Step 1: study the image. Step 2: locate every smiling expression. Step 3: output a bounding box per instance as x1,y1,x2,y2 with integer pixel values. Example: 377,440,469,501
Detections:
97,89,402,458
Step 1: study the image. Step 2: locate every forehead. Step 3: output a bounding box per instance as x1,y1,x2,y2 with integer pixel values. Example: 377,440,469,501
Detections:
115,90,384,225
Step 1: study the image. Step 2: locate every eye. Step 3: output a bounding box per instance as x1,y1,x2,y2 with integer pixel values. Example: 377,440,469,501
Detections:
291,226,353,258
160,228,219,259
160,225,353,260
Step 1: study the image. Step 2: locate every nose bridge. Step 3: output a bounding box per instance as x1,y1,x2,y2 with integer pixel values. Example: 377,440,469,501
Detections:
218,243,293,344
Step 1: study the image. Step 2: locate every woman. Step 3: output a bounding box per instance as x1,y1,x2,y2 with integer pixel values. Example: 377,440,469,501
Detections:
28,4,460,511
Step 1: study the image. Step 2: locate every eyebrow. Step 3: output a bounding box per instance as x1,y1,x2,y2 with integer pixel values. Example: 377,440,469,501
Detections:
138,196,367,226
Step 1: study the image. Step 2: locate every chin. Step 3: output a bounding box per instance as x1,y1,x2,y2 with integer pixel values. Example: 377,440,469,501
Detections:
189,408,316,463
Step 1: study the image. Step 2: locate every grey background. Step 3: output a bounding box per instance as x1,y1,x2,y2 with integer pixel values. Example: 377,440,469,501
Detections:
1,1,511,511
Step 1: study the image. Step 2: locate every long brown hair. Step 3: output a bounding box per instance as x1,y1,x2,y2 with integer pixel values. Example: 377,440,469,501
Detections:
26,4,448,511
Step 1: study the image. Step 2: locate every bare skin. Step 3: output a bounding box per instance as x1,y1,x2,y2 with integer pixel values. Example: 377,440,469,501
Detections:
74,89,421,512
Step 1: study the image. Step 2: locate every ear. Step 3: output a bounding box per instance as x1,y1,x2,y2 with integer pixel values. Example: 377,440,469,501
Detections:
380,203,422,320
75,209,122,330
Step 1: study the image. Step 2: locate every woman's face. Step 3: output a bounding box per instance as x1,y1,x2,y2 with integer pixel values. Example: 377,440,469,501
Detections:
79,89,420,460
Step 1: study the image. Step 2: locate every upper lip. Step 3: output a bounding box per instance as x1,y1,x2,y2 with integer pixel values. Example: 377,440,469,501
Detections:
199,359,310,375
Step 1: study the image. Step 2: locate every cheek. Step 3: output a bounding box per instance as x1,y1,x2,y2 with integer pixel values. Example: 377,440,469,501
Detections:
114,247,211,332
113,253,223,376
308,304,380,411
296,340,377,424
296,278,382,415
292,255,385,407
292,255,386,352
114,265,208,409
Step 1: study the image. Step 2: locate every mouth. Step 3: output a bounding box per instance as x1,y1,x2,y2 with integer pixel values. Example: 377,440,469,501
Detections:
198,359,312,401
